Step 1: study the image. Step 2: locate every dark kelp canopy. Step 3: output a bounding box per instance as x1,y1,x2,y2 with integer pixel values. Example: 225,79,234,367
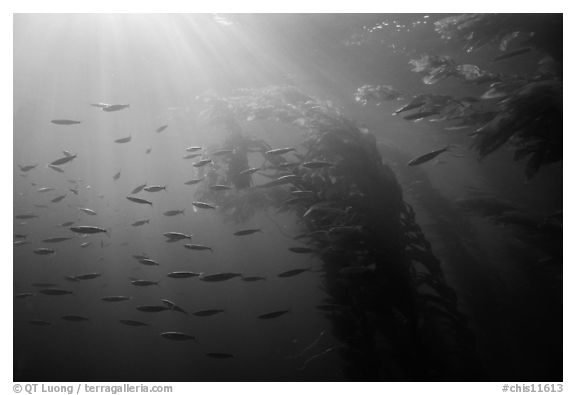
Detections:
354,14,562,182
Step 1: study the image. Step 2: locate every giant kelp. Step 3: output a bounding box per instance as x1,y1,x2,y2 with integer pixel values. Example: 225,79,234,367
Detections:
195,86,480,379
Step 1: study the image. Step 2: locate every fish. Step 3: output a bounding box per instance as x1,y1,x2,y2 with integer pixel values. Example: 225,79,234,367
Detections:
301,161,334,169
156,125,168,133
167,271,202,279
74,273,101,280
193,159,213,168
61,315,89,322
131,183,147,194
42,237,72,243
257,175,301,188
138,258,160,266
206,353,234,359
80,242,91,248
37,187,55,193
62,150,73,157
51,119,81,125
50,155,77,166
403,111,440,121
146,148,152,154
258,310,290,319
183,153,201,160
136,305,169,313
15,214,38,219
132,219,150,227
130,280,159,287
15,292,35,298
163,232,192,241
90,102,110,108
407,146,450,166
28,320,51,326
160,332,197,341
239,167,260,175
51,195,67,203
493,47,532,62
241,276,266,282
102,104,130,112
184,244,213,252
69,188,79,195
34,248,55,255
185,178,204,185
126,196,153,206
14,234,26,239
48,165,64,173
200,273,242,282
277,268,311,278
14,240,28,247
70,226,107,234
39,289,73,296
192,201,216,209
233,229,262,236
265,147,295,156
393,98,426,115
193,309,224,317
163,210,184,216
18,164,37,172
161,299,187,314
185,146,203,152
288,247,317,254
144,185,166,192
119,320,148,327
113,172,121,181
79,207,97,216
210,185,232,191
114,135,132,143
101,296,131,302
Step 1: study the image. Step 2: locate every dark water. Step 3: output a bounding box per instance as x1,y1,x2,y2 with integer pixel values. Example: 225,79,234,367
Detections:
13,14,562,382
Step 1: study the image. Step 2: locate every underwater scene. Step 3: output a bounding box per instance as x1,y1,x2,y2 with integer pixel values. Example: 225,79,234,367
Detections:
13,14,562,382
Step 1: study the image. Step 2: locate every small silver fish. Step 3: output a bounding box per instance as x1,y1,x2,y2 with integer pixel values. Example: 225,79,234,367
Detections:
79,208,97,216
233,229,262,236
102,104,130,112
193,159,213,168
126,196,153,206
167,271,202,279
163,210,184,216
184,244,213,252
163,232,192,240
114,135,132,143
69,226,107,234
131,183,147,194
34,248,55,255
265,147,295,156
160,332,197,341
143,185,166,192
50,155,77,166
51,119,81,125
184,178,204,185
101,296,132,302
192,201,216,209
